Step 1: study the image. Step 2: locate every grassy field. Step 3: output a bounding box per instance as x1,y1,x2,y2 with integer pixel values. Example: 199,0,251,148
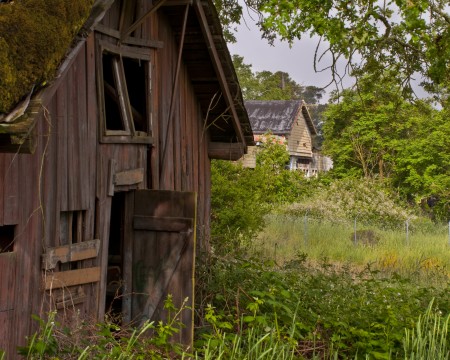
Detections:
257,214,450,284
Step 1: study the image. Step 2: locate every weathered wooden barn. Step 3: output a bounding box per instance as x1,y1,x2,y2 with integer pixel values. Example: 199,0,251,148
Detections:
0,0,252,357
242,100,319,174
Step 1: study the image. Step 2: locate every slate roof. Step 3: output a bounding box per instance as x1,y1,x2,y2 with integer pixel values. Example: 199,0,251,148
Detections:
245,100,317,136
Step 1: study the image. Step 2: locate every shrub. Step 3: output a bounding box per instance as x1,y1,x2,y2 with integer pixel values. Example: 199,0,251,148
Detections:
282,178,423,229
210,135,307,252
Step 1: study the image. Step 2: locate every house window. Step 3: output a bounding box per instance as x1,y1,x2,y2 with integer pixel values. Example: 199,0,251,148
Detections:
0,225,15,253
97,41,152,143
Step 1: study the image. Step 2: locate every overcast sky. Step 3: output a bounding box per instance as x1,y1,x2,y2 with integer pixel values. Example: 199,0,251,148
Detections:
227,13,432,103
228,19,355,103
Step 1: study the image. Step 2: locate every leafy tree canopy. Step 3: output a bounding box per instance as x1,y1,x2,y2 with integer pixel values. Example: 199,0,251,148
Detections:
210,134,308,251
233,55,326,125
216,0,450,96
322,74,449,220
233,55,308,101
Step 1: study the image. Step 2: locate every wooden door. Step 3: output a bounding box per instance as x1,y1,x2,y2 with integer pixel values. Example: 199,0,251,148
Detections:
122,190,196,345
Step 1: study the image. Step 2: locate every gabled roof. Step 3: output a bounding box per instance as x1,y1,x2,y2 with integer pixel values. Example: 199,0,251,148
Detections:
245,100,317,136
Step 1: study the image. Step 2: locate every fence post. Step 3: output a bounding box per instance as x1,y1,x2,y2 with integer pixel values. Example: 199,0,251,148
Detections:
303,212,308,248
448,221,450,247
353,217,357,246
406,219,410,246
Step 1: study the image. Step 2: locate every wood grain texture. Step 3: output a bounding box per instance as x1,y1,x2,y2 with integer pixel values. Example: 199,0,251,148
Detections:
45,267,101,290
42,239,100,270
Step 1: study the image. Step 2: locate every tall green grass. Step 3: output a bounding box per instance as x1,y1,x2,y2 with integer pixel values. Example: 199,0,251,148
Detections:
403,300,450,359
257,214,450,283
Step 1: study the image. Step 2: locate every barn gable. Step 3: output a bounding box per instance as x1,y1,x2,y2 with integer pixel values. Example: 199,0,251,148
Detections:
0,0,252,357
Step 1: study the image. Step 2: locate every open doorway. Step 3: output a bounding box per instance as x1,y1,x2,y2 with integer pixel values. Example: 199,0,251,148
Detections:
105,192,125,322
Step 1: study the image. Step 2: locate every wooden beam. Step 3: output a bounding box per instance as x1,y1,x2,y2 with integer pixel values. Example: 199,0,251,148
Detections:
42,239,101,270
44,267,101,290
163,0,193,5
193,0,245,144
133,215,193,232
120,0,169,41
208,142,244,161
95,24,164,48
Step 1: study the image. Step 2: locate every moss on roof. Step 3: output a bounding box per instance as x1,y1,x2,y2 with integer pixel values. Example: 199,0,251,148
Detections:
0,0,93,114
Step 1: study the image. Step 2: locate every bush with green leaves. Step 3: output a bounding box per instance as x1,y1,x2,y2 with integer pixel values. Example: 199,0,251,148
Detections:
281,177,424,230
196,251,450,359
211,134,308,252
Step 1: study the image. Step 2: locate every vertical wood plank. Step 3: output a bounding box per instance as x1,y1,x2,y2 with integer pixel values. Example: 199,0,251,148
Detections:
122,191,134,323
57,81,68,212
192,89,199,198
77,44,89,210
0,155,5,226
173,74,181,192
86,32,97,243
4,153,19,225
0,253,16,312
96,195,112,320
84,35,98,316
150,39,159,189
43,100,59,248
0,310,14,357
67,56,80,210
180,68,188,191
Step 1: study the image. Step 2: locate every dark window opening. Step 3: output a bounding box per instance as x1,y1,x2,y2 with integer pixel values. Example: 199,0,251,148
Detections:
123,57,148,133
103,53,127,131
98,41,152,143
297,158,310,165
0,225,15,253
105,192,125,322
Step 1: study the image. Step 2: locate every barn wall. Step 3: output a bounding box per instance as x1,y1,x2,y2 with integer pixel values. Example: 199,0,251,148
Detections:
0,36,99,358
0,2,215,356
155,11,211,247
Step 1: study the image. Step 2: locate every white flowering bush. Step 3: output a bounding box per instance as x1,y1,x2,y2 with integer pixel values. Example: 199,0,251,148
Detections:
282,178,420,229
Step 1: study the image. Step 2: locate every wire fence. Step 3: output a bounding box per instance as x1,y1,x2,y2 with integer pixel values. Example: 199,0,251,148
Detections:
296,215,450,247
259,214,450,266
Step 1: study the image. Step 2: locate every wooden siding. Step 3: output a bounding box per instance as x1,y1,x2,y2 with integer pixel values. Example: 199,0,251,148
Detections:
287,111,313,158
0,1,218,356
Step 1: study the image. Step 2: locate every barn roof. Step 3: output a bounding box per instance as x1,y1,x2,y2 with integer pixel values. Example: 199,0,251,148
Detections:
0,0,253,149
245,100,317,136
